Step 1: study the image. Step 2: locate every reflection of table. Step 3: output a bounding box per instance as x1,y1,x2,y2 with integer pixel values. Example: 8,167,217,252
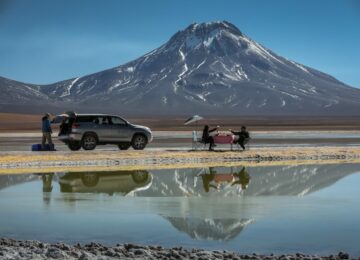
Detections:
213,174,235,182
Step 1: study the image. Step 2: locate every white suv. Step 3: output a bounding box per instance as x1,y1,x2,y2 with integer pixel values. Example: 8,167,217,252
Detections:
58,114,153,151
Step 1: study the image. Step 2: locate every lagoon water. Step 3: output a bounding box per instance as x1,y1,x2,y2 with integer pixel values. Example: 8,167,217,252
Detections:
1,164,360,256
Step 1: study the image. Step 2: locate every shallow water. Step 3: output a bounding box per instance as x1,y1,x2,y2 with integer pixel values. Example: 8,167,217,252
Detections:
1,164,360,256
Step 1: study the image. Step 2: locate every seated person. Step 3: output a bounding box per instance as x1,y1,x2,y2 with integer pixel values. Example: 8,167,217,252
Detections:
230,126,250,150
202,125,219,151
100,117,109,125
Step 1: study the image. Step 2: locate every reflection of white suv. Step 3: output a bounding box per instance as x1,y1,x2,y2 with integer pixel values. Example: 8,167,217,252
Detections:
58,170,152,195
58,114,153,151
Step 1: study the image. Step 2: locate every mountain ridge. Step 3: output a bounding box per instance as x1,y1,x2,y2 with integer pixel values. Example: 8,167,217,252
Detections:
1,21,360,116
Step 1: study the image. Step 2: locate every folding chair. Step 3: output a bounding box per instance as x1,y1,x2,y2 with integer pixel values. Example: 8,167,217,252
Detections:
192,130,206,150
234,137,251,151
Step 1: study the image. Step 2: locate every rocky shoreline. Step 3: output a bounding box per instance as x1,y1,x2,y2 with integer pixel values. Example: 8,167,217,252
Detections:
0,238,354,260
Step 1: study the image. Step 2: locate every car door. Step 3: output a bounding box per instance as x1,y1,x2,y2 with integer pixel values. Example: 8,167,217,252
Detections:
95,116,114,142
108,116,132,142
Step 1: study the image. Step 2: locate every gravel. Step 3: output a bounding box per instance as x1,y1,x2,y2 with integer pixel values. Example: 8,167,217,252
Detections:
0,238,356,260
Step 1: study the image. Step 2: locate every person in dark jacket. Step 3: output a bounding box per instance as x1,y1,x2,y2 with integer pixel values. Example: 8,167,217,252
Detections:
230,126,250,150
41,113,55,151
202,125,218,151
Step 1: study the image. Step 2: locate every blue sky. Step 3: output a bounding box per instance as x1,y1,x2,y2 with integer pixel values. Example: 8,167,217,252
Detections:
0,0,359,87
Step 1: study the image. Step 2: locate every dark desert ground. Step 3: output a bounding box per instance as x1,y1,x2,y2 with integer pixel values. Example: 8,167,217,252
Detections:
1,112,360,132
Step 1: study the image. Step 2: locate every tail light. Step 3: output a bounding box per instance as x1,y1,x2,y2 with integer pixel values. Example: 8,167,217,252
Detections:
72,123,80,129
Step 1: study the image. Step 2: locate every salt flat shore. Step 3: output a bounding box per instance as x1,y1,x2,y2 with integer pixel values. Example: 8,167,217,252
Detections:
1,130,360,152
0,238,354,260
0,146,360,174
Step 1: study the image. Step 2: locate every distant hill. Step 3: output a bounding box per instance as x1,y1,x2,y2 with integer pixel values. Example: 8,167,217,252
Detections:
0,76,66,114
1,21,360,116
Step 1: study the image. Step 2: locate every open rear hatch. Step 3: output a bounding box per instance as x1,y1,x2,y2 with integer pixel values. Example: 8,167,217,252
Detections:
52,112,76,136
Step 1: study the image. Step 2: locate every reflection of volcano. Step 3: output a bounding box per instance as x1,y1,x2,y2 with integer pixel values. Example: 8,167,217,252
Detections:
245,164,360,196
164,217,254,241
136,164,360,197
1,164,360,197
0,174,38,190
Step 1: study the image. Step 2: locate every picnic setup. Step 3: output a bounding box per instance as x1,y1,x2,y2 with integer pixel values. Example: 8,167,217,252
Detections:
184,115,251,151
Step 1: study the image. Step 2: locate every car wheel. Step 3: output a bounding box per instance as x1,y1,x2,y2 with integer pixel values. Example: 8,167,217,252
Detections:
131,171,149,183
82,134,97,150
81,173,99,187
68,142,81,151
131,134,147,150
118,143,131,150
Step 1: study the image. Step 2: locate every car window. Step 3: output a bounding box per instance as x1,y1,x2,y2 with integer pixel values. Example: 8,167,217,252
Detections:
92,117,100,124
76,116,94,123
110,116,126,125
98,116,110,125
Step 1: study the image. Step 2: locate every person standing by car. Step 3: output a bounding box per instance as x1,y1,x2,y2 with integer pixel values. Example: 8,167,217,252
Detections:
41,113,55,151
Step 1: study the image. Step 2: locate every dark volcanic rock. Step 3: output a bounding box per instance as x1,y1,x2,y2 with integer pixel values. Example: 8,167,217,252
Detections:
0,238,357,260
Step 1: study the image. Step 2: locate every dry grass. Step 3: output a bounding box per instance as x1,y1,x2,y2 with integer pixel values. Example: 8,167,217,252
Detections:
0,146,360,174
1,159,360,175
1,146,359,163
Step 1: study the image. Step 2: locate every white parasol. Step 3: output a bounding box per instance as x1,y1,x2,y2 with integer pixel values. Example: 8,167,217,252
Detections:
184,115,204,138
184,115,204,125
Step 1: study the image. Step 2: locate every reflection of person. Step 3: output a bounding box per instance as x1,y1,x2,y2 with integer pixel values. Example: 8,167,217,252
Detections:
202,125,219,151
41,113,55,151
42,173,53,192
201,167,218,192
232,167,250,190
230,126,250,150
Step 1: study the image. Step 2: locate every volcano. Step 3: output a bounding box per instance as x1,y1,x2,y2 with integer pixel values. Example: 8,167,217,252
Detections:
1,21,360,116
